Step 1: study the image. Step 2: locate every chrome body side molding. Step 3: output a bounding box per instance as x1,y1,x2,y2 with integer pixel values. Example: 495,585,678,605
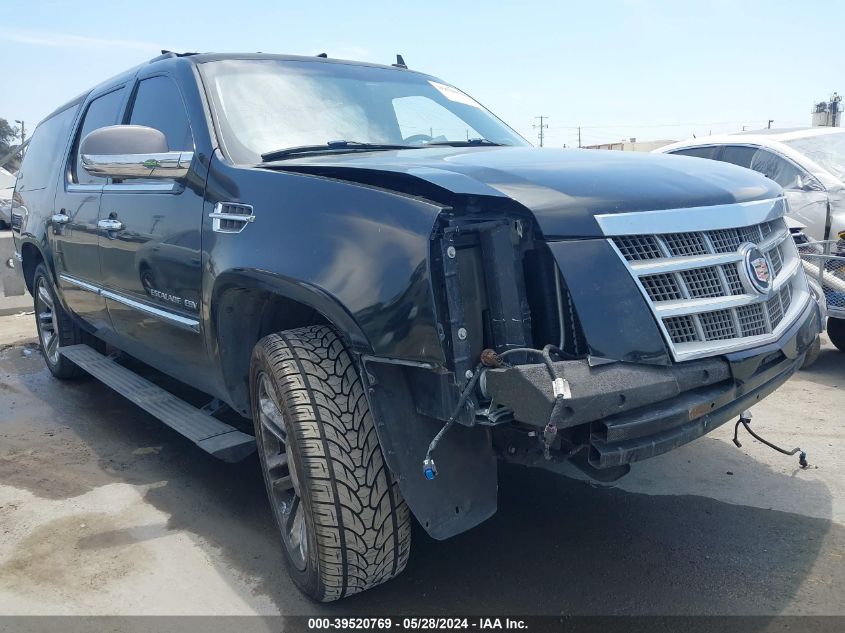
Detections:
59,273,200,333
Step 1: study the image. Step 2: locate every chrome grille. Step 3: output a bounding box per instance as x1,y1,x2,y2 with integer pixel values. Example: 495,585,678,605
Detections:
664,315,698,343
662,232,708,256
641,274,683,301
680,267,725,298
615,235,662,261
607,207,810,361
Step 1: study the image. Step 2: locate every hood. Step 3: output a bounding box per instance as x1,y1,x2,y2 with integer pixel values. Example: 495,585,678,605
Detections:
263,147,782,238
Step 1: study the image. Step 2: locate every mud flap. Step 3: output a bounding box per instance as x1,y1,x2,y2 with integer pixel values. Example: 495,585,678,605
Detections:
363,360,498,540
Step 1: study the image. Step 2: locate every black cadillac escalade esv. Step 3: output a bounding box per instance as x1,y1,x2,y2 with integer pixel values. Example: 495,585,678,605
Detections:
11,52,821,601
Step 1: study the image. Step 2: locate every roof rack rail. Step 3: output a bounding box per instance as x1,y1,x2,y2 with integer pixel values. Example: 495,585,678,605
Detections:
150,50,199,63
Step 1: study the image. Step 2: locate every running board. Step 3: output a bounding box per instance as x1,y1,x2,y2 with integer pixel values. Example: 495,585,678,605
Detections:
60,344,256,463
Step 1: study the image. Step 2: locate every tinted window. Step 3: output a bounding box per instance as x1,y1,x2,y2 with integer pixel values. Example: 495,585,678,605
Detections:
73,87,126,184
750,149,804,189
720,145,758,169
668,146,719,159
128,76,193,151
16,105,78,192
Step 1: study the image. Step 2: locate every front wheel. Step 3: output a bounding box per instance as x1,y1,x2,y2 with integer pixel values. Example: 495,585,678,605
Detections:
828,317,845,353
250,325,411,601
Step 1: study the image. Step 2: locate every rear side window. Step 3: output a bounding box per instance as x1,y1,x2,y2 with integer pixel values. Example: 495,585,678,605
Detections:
668,146,719,159
128,76,193,151
15,105,78,192
72,87,126,185
720,145,758,169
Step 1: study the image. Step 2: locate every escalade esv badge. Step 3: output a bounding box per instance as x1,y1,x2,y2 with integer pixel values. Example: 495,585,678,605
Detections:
741,243,773,294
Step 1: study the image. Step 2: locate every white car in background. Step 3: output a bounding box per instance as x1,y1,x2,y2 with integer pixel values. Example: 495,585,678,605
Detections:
656,127,845,242
0,166,16,229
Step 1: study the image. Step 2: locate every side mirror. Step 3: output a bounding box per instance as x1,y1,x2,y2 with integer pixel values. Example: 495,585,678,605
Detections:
80,125,193,180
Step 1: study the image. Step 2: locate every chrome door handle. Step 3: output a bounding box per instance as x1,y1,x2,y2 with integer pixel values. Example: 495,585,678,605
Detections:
97,218,125,231
51,213,70,225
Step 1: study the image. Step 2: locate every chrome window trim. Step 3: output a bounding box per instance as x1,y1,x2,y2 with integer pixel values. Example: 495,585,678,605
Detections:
59,273,200,333
103,182,182,194
66,184,104,194
595,197,785,236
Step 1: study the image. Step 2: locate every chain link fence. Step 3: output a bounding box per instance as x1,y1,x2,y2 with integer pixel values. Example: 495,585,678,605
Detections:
798,239,845,320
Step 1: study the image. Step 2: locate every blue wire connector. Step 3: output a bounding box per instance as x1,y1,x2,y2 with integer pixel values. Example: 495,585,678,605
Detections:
423,457,438,480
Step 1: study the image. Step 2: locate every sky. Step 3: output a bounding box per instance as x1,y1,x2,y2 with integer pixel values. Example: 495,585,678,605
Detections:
1,0,842,148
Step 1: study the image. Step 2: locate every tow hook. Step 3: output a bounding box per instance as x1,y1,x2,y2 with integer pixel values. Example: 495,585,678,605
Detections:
732,410,808,468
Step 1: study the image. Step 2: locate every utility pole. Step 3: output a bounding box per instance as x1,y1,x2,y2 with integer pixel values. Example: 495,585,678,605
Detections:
533,116,548,147
578,126,581,148
767,119,774,129
15,120,25,145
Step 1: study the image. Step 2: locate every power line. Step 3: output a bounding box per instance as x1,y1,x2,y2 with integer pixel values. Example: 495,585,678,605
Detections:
533,115,548,147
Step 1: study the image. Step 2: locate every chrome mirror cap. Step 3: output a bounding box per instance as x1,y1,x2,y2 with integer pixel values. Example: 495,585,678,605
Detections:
79,124,192,180
81,150,194,180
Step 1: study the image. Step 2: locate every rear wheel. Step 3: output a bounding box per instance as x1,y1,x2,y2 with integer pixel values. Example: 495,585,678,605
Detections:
32,263,84,378
828,317,845,353
250,325,411,601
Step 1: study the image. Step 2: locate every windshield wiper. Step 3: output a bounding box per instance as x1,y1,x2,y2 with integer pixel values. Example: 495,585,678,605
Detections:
424,138,507,147
261,141,418,162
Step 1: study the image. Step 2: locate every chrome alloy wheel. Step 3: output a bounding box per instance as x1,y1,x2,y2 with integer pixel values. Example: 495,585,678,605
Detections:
256,372,308,570
35,276,61,365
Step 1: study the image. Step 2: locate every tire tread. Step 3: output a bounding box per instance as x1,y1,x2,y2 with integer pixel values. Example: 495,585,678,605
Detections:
256,325,410,601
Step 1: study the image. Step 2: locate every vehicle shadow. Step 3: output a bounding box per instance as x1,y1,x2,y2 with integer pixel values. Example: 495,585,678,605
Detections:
1,349,839,617
797,345,845,389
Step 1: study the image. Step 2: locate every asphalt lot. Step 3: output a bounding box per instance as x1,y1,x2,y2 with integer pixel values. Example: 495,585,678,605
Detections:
0,310,844,616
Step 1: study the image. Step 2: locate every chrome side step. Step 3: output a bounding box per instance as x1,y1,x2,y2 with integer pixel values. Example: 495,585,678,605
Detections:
59,344,255,462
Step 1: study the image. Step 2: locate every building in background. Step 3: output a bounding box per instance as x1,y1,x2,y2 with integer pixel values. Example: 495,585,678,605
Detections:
812,92,841,127
582,138,676,152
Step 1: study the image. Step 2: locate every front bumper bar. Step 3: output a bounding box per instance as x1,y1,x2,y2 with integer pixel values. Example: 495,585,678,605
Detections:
484,299,820,469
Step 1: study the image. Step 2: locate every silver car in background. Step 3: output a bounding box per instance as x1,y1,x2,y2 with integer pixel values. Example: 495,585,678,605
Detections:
0,167,15,229
656,127,845,242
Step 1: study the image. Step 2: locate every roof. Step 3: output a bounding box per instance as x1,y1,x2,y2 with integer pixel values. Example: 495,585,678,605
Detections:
178,52,417,74
41,51,424,130
657,126,845,154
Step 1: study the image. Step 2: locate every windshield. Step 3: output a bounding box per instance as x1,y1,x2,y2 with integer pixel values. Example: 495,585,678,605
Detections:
199,59,528,164
783,132,845,182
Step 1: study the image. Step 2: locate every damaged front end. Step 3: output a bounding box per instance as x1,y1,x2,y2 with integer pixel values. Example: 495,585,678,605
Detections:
364,195,819,540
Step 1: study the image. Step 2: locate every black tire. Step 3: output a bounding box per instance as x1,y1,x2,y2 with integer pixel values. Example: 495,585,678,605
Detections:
249,325,411,601
828,317,845,353
801,335,822,368
32,263,84,378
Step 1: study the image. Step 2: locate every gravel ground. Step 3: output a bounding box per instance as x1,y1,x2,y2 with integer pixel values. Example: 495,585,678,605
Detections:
0,312,843,617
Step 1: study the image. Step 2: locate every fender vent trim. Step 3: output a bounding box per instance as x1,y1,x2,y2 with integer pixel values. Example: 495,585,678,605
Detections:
209,202,255,234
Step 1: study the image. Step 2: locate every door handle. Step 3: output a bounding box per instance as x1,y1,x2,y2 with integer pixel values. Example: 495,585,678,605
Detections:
51,212,70,225
98,218,125,231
